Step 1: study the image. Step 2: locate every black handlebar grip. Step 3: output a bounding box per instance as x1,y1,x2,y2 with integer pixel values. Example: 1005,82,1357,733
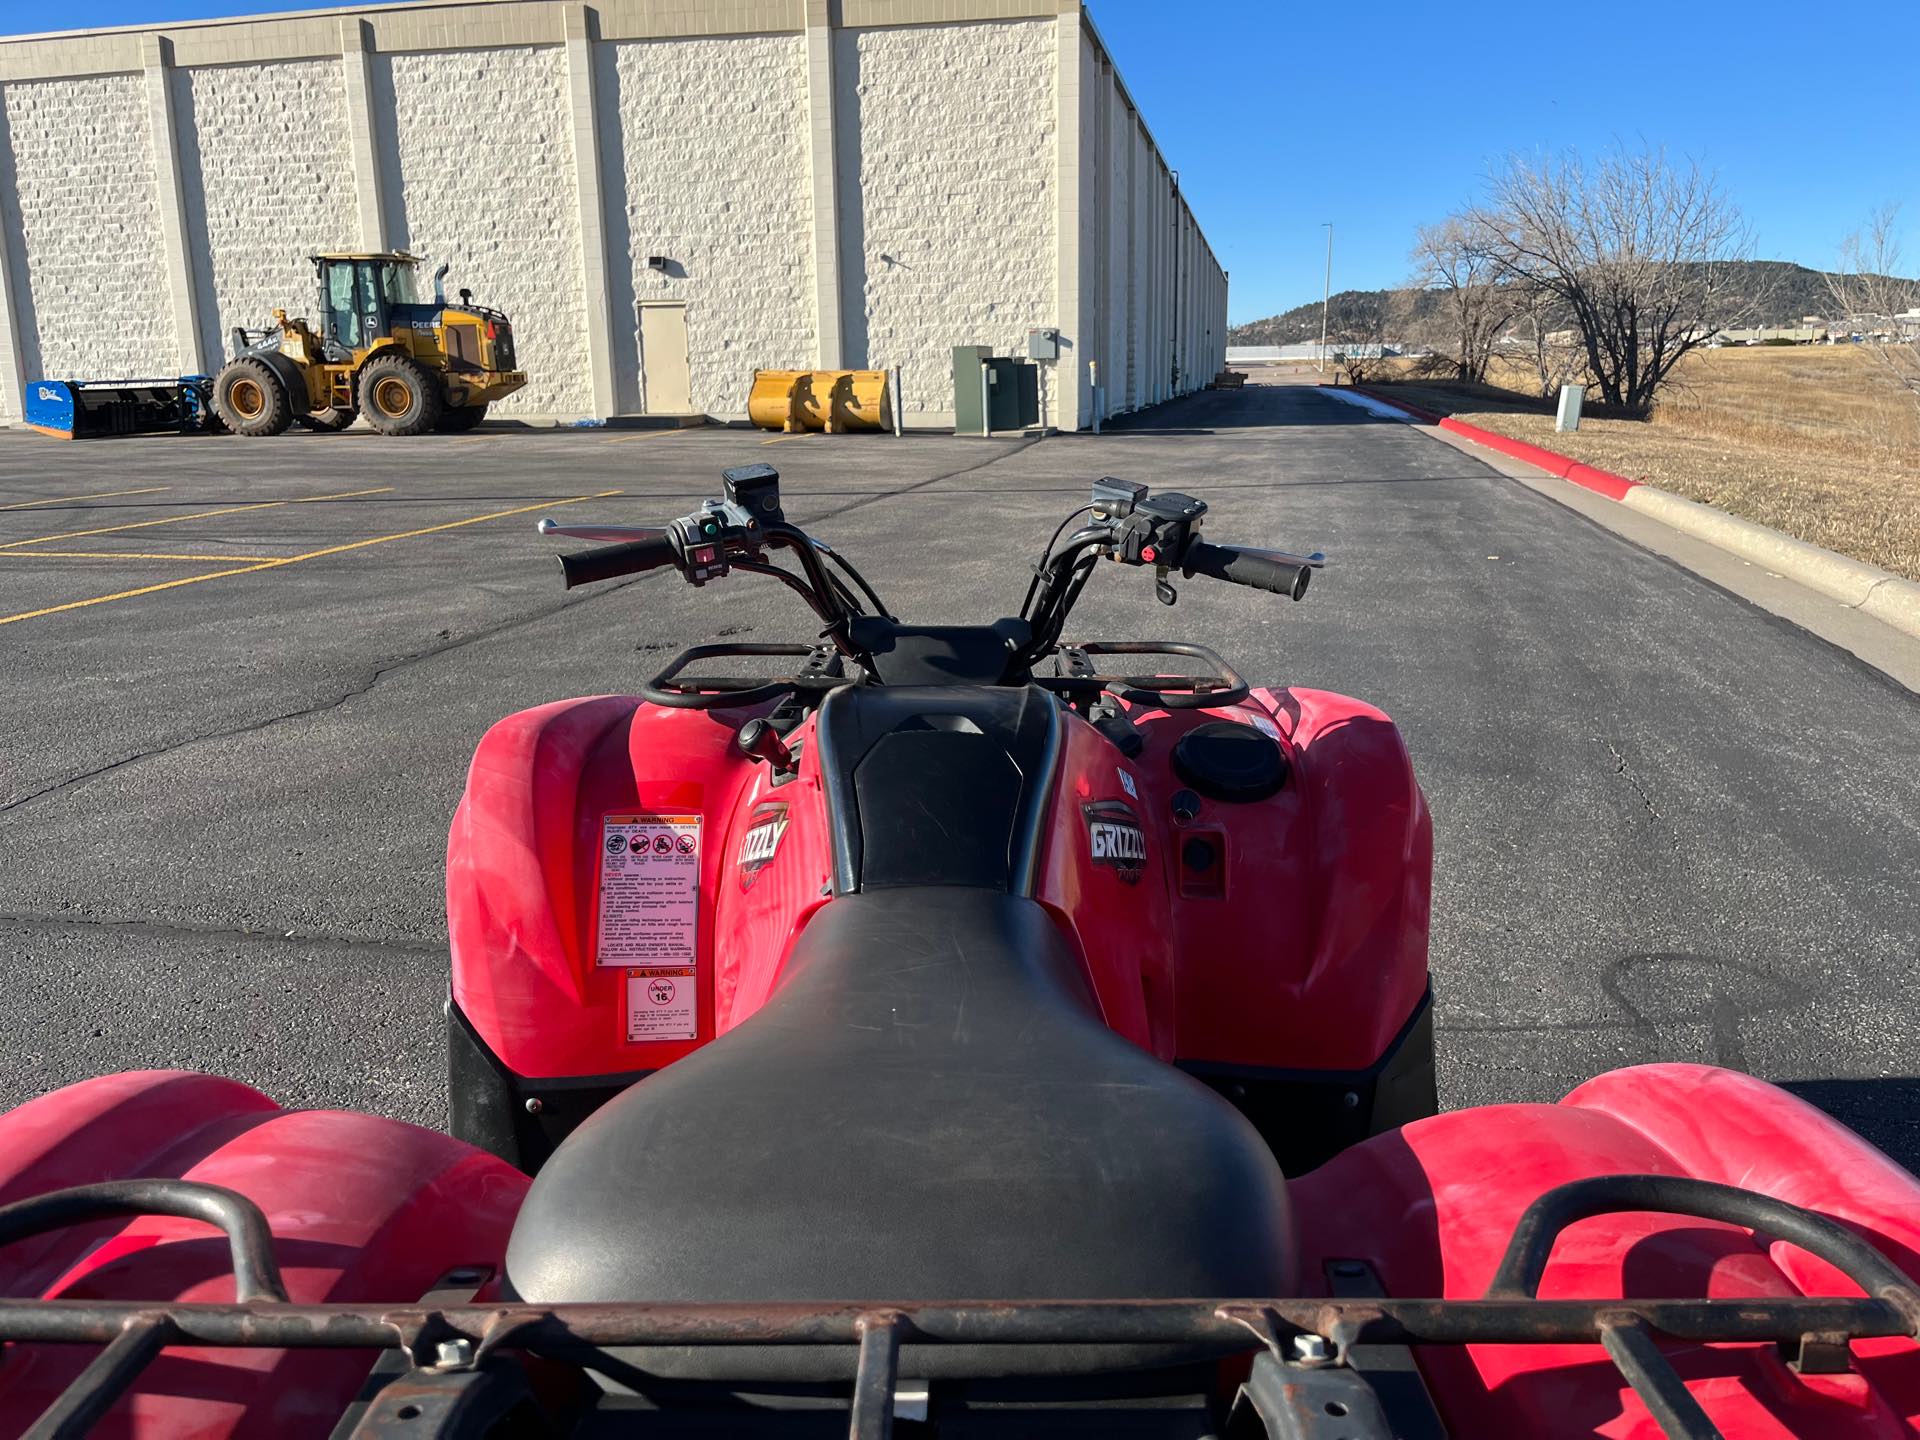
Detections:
1180,539,1312,601
556,534,680,589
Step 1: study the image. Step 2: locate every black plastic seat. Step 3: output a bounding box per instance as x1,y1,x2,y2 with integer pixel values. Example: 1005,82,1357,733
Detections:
505,888,1297,1380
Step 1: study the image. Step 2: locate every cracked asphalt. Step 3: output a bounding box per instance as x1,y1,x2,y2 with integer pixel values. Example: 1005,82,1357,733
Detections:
3,384,1917,1168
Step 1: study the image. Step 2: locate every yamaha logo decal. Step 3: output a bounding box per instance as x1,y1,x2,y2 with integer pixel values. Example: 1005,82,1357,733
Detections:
1083,800,1146,883
737,802,790,890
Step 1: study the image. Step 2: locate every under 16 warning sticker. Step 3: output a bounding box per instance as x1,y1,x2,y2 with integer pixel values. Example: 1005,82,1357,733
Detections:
626,966,697,1042
597,813,700,967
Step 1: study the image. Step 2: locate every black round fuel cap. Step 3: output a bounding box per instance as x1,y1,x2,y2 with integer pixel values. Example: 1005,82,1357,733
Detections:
1171,721,1287,803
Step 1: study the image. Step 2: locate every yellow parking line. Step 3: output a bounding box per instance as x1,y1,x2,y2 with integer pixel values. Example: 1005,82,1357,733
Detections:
0,490,622,629
264,490,623,566
0,486,391,550
604,430,679,444
0,550,290,562
0,485,171,511
759,432,811,446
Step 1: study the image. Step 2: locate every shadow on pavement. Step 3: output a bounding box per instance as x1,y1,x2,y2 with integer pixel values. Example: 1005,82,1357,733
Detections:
1781,1077,1920,1174
1100,384,1395,435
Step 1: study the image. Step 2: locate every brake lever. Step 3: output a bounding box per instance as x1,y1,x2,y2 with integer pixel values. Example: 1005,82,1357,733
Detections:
537,519,665,543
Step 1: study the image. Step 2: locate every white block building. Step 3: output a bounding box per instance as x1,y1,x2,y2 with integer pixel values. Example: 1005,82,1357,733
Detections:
0,0,1226,430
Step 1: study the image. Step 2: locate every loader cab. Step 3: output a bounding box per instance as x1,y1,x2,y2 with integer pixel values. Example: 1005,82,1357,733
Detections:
313,252,420,358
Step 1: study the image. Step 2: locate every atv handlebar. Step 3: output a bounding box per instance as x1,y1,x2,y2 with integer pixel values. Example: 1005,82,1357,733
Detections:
1180,539,1324,601
540,469,1325,672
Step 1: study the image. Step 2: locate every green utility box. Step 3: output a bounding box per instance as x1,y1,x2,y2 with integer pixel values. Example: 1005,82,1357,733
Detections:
952,347,1040,434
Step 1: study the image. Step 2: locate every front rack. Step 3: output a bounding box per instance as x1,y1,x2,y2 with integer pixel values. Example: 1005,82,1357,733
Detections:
1,1175,1916,1439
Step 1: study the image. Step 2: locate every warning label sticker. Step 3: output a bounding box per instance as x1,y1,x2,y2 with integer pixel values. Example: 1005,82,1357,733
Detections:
596,813,700,967
626,966,697,1042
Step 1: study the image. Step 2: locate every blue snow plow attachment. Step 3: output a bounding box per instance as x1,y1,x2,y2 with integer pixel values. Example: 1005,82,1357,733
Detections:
23,376,219,440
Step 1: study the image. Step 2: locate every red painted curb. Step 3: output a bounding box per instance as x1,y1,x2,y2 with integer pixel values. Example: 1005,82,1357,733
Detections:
1330,384,1639,501
1435,418,1640,501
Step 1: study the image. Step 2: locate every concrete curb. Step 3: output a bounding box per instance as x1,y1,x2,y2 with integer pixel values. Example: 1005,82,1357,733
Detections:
1619,486,1920,638
1323,383,1920,642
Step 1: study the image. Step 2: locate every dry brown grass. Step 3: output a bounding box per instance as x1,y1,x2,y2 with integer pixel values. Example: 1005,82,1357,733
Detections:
1363,347,1920,580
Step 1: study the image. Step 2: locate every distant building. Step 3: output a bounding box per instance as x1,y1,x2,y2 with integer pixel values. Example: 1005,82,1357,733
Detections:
1226,343,1402,364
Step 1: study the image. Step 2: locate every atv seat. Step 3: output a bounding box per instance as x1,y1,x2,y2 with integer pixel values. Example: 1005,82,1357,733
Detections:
505,887,1297,1380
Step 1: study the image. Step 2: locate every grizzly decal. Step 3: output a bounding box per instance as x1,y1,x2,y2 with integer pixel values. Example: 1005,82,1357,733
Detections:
1083,799,1147,883
737,802,790,890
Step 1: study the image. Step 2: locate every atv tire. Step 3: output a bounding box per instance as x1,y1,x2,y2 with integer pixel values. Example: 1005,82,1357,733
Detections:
211,358,292,438
359,354,443,437
297,405,357,433
434,403,488,433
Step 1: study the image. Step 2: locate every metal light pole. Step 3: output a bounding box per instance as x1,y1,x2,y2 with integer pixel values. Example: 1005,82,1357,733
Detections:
1318,223,1333,374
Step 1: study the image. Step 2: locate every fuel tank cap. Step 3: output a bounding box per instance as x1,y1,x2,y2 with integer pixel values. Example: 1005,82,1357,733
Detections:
1171,721,1287,803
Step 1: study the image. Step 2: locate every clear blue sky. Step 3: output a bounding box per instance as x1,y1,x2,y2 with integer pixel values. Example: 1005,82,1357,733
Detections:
16,0,1920,324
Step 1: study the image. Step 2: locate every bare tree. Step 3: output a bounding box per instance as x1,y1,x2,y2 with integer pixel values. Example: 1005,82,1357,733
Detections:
1330,291,1399,384
1507,281,1583,398
1826,205,1920,412
1471,146,1754,415
1410,216,1514,382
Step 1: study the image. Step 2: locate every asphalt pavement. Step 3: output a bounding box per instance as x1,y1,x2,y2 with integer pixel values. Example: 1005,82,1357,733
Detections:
2,385,1916,1166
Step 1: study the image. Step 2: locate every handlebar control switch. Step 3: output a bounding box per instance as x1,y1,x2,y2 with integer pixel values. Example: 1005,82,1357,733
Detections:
672,494,765,586
1114,491,1208,567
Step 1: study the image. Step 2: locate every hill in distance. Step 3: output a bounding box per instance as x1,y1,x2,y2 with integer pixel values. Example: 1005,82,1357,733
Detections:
1226,261,1911,344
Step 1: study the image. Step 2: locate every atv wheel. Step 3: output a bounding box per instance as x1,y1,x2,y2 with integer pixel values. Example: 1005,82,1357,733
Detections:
358,354,443,437
434,403,488,433
296,405,357,433
211,358,292,438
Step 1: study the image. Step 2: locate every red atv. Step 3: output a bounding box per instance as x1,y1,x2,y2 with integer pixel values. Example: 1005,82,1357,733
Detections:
1,465,1916,1439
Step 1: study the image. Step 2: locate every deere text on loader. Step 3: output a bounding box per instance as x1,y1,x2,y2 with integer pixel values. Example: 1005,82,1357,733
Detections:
210,252,526,437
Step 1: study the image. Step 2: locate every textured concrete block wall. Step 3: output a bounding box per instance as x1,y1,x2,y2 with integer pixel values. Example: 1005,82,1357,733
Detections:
0,74,173,406
835,19,1056,422
0,9,1223,429
603,34,814,417
176,60,358,368
1125,120,1145,410
1103,70,1129,414
375,46,590,417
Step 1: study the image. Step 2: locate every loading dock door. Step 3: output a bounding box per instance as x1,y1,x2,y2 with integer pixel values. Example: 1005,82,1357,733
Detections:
638,303,691,414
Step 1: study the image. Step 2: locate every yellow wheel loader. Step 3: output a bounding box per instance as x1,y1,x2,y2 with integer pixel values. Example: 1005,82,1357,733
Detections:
210,253,527,437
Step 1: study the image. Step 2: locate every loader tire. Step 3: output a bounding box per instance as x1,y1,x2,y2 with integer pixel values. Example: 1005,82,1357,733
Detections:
359,354,443,437
434,403,488,433
297,405,357,433
212,358,292,438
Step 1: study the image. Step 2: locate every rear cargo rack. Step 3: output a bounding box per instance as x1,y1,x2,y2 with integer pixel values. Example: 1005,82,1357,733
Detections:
1,1175,1915,1439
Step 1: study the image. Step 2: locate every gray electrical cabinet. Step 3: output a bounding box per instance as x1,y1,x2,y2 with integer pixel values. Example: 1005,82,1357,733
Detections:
952,347,1040,434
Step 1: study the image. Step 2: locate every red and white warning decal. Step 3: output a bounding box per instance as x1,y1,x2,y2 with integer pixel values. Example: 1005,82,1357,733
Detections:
737,801,790,890
1083,799,1146,884
597,812,700,967
626,966,696,1042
